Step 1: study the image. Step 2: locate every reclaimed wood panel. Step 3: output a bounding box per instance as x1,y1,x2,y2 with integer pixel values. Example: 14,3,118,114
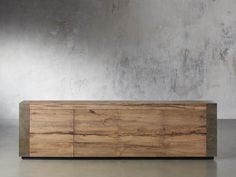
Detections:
74,109,118,157
19,101,217,157
21,100,209,110
74,107,207,157
118,109,206,157
30,109,73,134
30,134,73,157
29,109,73,157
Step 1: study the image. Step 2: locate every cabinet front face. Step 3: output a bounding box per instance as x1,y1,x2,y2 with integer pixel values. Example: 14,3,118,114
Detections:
29,109,73,157
74,108,207,157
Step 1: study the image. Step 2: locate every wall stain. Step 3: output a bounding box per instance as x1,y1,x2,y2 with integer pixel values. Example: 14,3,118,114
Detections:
111,0,129,14
221,23,231,39
183,48,190,67
170,69,178,93
171,48,205,97
233,57,236,75
111,56,169,98
120,57,130,68
219,48,229,61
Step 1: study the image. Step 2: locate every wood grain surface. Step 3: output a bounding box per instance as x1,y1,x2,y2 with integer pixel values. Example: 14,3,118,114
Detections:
74,108,207,157
21,100,210,110
19,101,217,157
74,109,119,157
29,109,73,157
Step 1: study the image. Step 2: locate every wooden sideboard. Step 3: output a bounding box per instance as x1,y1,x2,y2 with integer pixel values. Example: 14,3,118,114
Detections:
19,101,217,158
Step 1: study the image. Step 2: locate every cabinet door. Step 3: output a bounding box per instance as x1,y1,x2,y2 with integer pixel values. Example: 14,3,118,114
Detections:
117,109,206,157
74,108,206,157
30,109,73,157
74,109,118,157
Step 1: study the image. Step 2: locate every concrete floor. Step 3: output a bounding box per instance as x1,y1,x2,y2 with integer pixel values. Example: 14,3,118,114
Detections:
0,119,235,177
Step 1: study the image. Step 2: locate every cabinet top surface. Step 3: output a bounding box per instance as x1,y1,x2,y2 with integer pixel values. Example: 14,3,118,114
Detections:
21,100,215,105
20,100,216,110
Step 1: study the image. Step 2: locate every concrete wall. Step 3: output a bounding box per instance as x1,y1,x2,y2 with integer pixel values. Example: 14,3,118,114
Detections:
0,0,236,119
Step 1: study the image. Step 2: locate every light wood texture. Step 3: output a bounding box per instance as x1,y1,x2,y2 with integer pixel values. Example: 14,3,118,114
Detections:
74,109,119,157
21,100,212,110
74,108,206,157
30,109,73,134
119,108,206,157
29,109,74,157
19,101,217,157
30,134,73,157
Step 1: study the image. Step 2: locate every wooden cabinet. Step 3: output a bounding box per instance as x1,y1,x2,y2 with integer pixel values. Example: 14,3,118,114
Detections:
19,101,217,158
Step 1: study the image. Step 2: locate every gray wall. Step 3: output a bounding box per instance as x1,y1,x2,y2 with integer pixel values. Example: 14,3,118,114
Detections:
0,0,236,119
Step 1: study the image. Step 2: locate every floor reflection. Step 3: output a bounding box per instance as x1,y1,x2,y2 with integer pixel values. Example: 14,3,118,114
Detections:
18,159,217,177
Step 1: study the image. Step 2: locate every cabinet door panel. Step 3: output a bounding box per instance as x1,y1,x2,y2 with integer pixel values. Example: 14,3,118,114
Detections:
74,109,207,157
30,134,73,157
30,109,73,157
118,109,206,157
74,109,118,157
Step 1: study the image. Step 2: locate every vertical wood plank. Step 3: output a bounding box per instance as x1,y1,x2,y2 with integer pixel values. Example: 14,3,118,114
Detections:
19,102,30,157
206,103,217,157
